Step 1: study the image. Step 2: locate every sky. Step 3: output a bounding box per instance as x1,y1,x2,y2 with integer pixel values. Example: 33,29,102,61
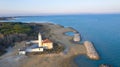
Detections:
0,0,120,16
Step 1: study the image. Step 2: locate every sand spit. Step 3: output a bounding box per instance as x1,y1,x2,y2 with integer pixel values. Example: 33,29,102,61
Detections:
0,23,99,67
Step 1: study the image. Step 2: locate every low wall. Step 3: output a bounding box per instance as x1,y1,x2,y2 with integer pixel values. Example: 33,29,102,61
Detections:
84,41,99,60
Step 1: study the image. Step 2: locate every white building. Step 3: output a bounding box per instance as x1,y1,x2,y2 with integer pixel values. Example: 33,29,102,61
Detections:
19,33,53,55
23,32,53,53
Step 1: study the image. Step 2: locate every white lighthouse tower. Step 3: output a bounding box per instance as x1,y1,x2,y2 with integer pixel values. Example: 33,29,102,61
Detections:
23,32,53,53
38,32,42,47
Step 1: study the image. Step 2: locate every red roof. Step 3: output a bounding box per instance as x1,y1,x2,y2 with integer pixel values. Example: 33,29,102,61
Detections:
42,39,52,43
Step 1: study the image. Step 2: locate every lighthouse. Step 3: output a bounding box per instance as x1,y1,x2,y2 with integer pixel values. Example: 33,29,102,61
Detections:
38,32,42,47
24,32,53,53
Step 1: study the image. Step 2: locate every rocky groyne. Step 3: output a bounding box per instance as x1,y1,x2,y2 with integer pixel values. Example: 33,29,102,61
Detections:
84,41,99,60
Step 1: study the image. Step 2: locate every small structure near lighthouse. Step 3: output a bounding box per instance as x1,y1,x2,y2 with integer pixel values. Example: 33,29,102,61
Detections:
42,39,53,49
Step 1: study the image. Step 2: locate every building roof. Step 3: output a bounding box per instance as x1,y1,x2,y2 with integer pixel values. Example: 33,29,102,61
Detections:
42,39,52,43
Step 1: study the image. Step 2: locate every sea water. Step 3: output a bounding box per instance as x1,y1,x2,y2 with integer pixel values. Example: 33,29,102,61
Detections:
1,14,120,67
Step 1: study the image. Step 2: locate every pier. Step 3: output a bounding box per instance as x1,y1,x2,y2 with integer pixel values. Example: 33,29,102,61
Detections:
84,41,99,60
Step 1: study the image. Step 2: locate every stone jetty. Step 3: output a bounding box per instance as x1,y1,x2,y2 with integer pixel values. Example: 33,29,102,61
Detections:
84,41,99,60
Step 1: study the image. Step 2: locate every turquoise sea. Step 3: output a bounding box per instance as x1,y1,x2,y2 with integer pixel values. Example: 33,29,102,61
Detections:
1,14,120,67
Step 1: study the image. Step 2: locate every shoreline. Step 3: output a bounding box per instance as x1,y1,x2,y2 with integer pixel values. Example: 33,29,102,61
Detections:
0,22,99,67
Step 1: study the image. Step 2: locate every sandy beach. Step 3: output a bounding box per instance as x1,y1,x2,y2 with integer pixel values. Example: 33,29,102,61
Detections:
0,23,86,67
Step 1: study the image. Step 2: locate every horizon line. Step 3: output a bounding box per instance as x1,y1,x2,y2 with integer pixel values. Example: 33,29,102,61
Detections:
0,13,120,17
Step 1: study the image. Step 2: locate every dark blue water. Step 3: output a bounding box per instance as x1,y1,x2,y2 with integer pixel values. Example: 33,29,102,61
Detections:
1,14,120,67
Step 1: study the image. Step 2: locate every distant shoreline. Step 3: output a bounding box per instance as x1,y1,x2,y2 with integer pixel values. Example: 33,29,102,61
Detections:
0,17,15,20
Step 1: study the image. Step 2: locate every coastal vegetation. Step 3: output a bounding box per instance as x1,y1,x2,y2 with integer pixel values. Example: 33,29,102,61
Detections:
0,22,43,55
0,22,31,35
